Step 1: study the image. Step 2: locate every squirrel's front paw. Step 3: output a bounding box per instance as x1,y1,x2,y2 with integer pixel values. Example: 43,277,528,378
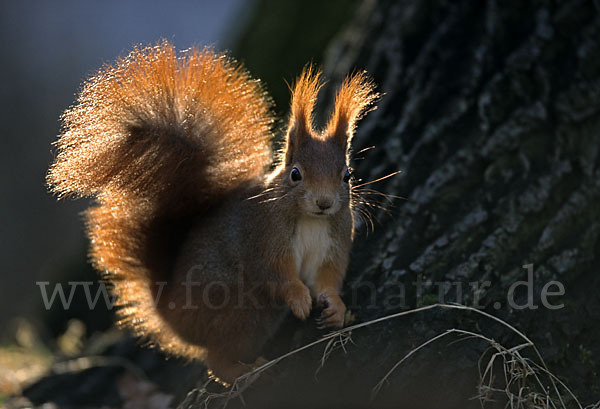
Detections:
285,281,312,321
316,291,346,329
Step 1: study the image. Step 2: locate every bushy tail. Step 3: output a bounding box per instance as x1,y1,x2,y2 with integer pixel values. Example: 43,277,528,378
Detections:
47,41,274,358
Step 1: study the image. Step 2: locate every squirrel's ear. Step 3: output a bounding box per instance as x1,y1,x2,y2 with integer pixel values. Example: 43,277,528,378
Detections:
326,71,379,152
284,65,323,165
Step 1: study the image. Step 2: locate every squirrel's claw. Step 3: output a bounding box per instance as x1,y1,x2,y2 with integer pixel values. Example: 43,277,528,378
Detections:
285,281,312,320
318,307,345,328
316,292,346,329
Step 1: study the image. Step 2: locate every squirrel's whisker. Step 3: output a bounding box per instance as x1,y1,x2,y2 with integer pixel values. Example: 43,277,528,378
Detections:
354,206,375,233
245,186,286,201
352,145,376,156
353,188,406,202
258,192,289,204
351,170,402,189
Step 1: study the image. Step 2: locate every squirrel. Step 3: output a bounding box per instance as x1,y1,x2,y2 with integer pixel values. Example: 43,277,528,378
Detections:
47,41,378,384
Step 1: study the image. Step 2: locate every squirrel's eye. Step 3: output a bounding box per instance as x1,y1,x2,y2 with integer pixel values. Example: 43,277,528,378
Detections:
343,169,351,183
290,167,302,182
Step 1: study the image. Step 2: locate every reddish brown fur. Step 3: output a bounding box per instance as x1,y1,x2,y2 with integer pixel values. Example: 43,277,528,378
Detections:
47,43,378,384
290,65,324,135
48,42,274,359
326,71,379,151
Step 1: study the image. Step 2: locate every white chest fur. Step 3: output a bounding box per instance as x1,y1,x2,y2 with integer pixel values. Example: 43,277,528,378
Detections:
292,217,332,286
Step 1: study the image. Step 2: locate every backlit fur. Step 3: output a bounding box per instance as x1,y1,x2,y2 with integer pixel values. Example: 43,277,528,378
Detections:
47,44,378,383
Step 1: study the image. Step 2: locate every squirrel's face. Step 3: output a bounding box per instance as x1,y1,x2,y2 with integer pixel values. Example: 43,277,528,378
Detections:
280,136,351,218
273,66,378,219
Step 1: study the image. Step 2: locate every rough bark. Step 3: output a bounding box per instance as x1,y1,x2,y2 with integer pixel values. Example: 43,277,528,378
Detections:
19,0,600,408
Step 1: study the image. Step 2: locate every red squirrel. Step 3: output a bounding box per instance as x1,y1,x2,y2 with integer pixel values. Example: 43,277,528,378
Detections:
47,41,378,384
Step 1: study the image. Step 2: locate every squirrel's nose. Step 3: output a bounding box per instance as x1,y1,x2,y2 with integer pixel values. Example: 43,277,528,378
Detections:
316,197,333,211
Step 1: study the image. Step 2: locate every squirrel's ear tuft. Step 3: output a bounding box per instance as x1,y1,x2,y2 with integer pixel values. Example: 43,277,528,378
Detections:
326,71,379,151
289,65,323,134
284,65,323,164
